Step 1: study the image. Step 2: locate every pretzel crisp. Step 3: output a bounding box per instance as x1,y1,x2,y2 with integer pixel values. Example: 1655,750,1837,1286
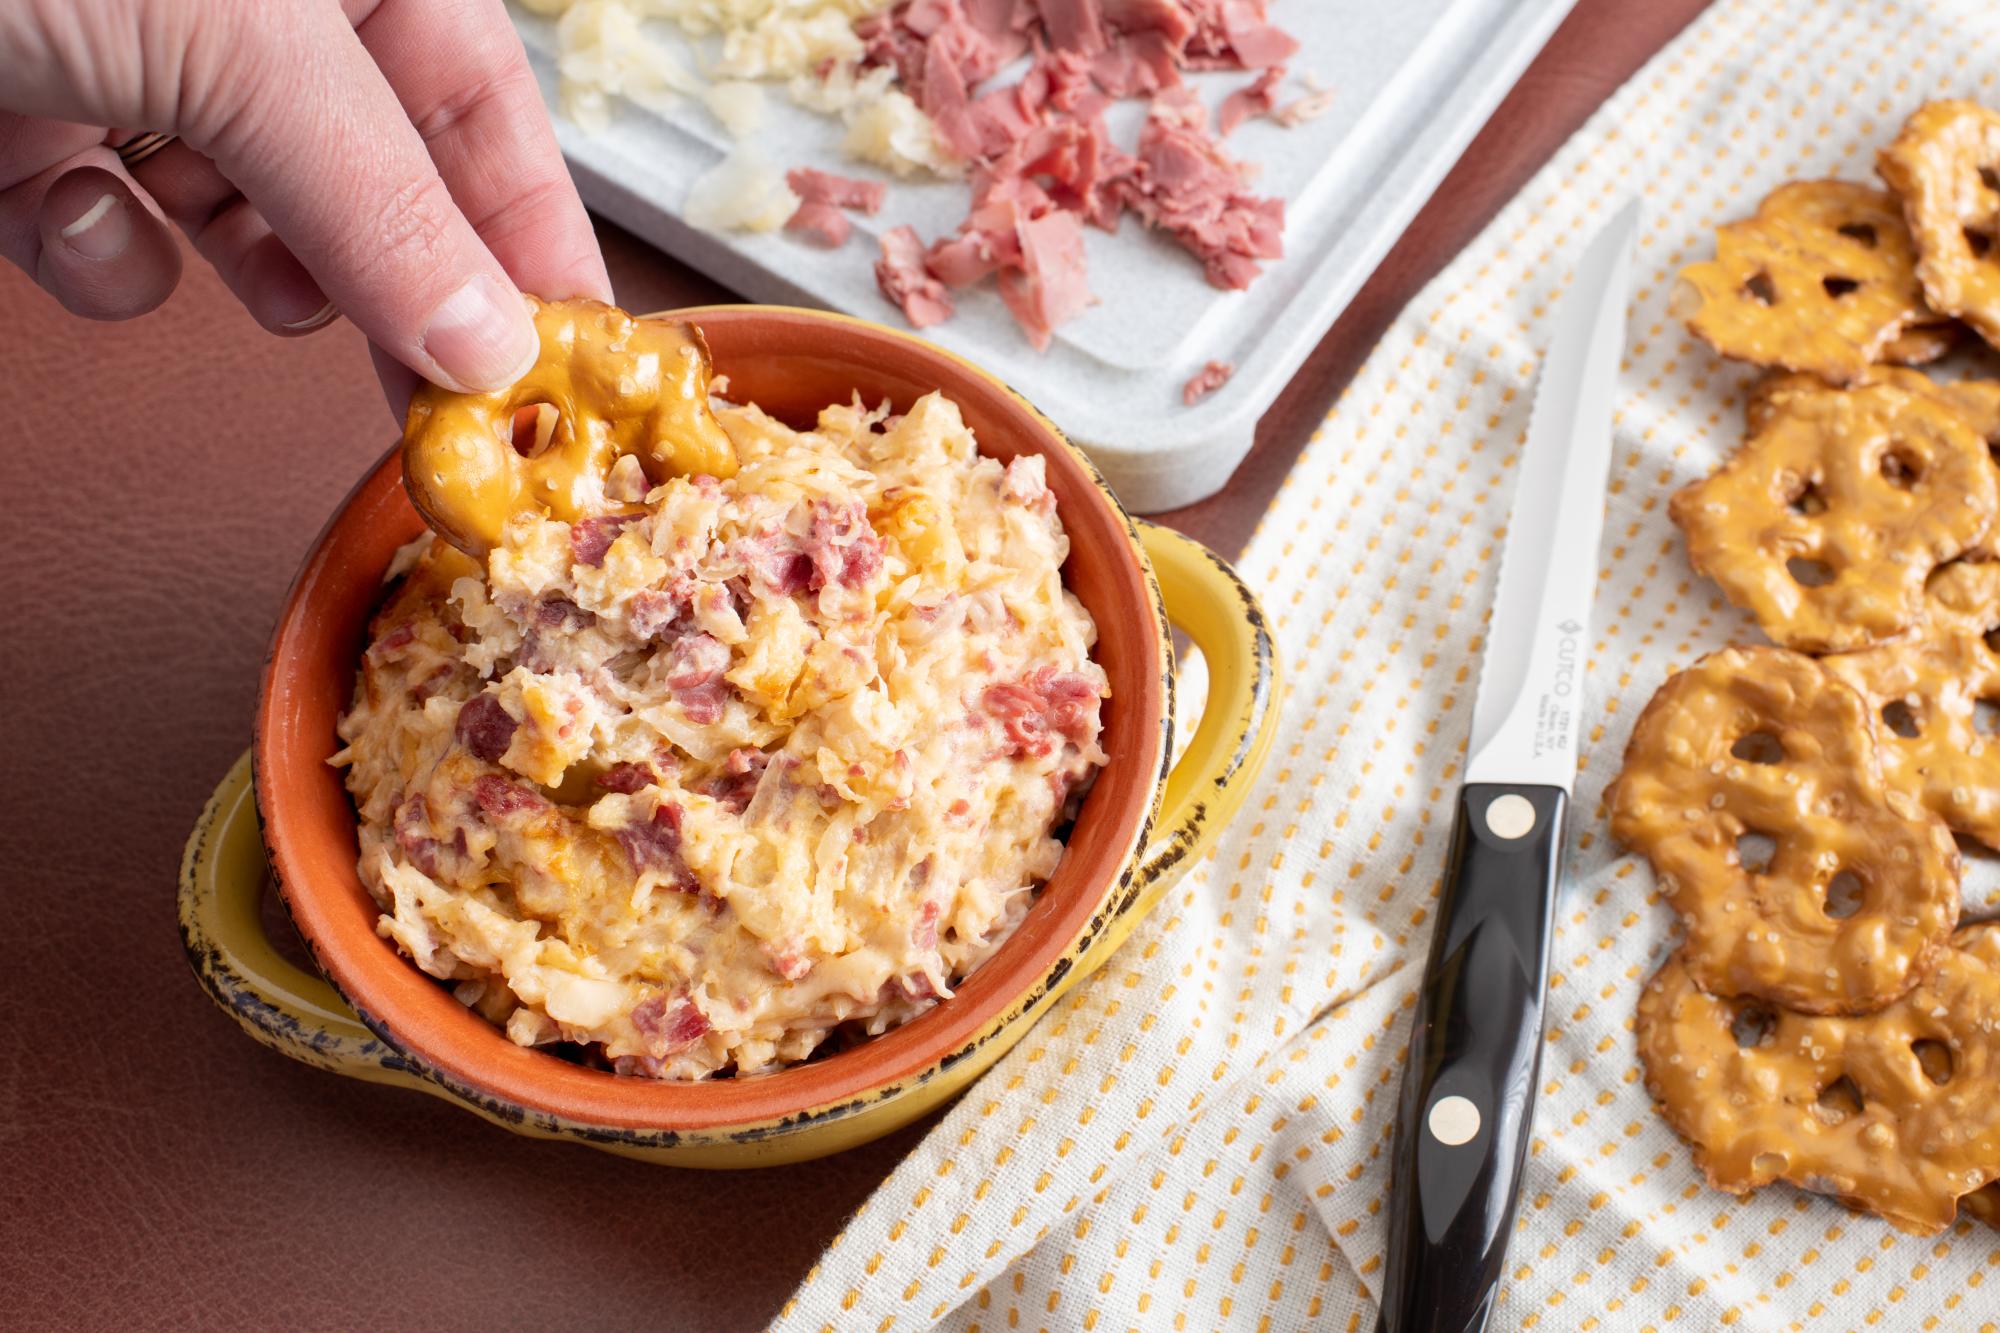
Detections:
1636,922,2000,1235
1877,101,2000,350
1672,181,1942,381
1823,560,2000,850
1671,372,1997,652
1956,924,2000,1230
1880,317,1963,365
1610,647,1960,1015
403,296,739,556
1744,367,2000,438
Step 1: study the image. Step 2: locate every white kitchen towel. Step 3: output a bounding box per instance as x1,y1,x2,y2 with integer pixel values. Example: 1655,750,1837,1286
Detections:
776,2,2000,1328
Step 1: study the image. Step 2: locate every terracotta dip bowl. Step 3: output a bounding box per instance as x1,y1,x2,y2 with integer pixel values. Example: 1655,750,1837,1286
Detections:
178,306,1278,1167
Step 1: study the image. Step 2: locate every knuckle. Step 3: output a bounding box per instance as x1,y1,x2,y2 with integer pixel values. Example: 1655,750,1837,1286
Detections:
172,0,292,142
412,73,514,147
405,0,537,137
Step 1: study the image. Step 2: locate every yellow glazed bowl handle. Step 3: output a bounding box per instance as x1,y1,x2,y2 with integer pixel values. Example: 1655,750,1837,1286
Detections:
178,752,429,1094
1128,518,1280,907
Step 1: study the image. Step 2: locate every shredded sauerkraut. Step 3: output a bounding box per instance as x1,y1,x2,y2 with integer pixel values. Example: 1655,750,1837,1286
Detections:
515,0,958,185
333,393,1109,1079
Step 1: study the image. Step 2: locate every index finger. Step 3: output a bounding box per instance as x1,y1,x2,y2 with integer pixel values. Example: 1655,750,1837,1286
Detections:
350,0,611,307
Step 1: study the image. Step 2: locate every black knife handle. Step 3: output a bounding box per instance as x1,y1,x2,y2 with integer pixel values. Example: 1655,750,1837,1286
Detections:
1375,784,1569,1333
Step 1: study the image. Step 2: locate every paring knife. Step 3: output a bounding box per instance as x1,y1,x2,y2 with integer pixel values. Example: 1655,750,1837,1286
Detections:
1374,200,1641,1333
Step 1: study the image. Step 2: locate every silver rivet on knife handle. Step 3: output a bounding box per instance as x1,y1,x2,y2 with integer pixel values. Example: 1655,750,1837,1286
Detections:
1484,793,1537,839
1427,1095,1482,1146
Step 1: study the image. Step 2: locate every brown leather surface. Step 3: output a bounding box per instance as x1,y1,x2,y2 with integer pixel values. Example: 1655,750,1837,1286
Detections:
0,2,1707,1327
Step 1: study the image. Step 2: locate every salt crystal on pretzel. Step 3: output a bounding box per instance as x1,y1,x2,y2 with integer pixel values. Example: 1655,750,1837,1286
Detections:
1636,922,2000,1236
1672,181,1944,382
1672,371,1996,653
1824,559,2000,852
403,296,738,557
1877,100,2000,352
1610,647,1959,1015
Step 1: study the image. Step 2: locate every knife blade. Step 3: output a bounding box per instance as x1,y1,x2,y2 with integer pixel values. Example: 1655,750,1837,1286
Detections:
1374,199,1640,1333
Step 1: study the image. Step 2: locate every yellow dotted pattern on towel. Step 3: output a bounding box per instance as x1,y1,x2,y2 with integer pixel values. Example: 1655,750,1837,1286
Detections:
773,3,2000,1330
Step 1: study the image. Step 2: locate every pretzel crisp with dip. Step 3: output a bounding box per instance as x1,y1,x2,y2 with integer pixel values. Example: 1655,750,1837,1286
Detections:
1672,181,1945,381
1670,372,1997,652
1877,101,2000,350
1609,647,1960,1015
403,296,739,557
1823,560,2000,850
1635,922,2000,1236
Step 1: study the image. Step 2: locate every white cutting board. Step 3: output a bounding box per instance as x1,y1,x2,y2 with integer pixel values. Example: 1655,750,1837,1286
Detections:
514,0,1578,511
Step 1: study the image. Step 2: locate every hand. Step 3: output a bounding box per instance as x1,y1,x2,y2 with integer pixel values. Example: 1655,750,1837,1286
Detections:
0,0,611,407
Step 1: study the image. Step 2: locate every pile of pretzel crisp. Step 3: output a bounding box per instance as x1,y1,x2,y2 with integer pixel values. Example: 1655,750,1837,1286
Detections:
1613,100,2000,1236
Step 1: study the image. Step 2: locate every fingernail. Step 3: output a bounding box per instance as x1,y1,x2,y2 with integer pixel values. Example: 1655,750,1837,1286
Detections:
419,274,536,391
282,301,340,333
58,193,131,261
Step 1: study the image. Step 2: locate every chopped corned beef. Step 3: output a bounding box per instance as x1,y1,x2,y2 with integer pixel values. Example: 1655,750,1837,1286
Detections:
366,621,416,663
616,802,697,885
1041,0,1108,55
964,0,1037,50
922,48,984,158
912,895,941,948
861,0,1294,344
1101,0,1196,43
1218,65,1284,135
1182,0,1298,68
1012,114,1122,225
535,596,594,631
1023,47,1105,116
764,946,815,981
786,167,887,214
472,774,547,820
664,633,732,724
926,232,1006,288
876,226,955,328
785,200,852,248
1182,359,1233,404
911,148,1100,349
410,662,466,704
627,583,690,640
631,989,710,1054
1000,455,1055,511
982,666,1102,758
571,514,641,567
701,747,770,813
966,84,1038,159
455,694,518,763
394,793,443,877
1116,88,1284,289
732,502,882,602
1088,30,1181,97
598,761,658,794
997,211,1092,351
735,532,816,596
806,500,886,588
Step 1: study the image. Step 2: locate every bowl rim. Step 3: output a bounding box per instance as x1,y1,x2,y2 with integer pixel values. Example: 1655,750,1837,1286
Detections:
253,304,1175,1140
